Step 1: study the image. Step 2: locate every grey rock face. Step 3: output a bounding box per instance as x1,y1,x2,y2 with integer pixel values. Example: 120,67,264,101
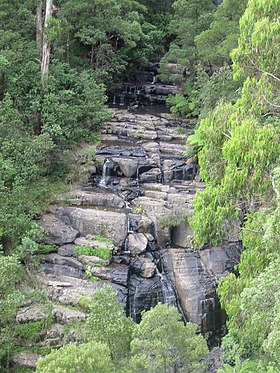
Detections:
16,305,47,323
127,233,148,255
35,107,241,346
52,305,86,324
55,207,127,247
12,353,40,369
132,258,156,278
38,214,79,245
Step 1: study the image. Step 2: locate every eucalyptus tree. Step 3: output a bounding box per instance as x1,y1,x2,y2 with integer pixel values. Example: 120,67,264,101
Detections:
189,0,280,369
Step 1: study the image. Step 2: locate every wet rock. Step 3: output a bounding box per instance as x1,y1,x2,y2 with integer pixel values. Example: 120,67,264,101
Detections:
38,214,79,245
52,305,86,324
129,214,154,233
166,248,226,337
132,258,156,278
16,305,47,323
199,243,242,278
127,233,148,255
128,274,163,322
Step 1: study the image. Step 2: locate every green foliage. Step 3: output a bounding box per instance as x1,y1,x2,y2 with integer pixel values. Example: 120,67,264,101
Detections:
167,93,197,118
158,212,189,230
129,303,208,373
36,341,116,373
75,245,112,260
92,235,112,244
85,285,135,364
159,0,215,83
190,0,280,369
195,0,248,67
85,266,101,282
0,255,25,364
132,205,145,215
14,320,45,342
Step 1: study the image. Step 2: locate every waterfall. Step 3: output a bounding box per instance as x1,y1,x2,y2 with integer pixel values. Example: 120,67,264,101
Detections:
99,159,111,188
120,94,125,106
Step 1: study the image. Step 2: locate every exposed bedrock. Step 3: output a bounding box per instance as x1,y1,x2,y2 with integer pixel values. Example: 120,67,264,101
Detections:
36,108,241,346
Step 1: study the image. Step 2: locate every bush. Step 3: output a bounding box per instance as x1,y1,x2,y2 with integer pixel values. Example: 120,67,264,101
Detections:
75,245,112,260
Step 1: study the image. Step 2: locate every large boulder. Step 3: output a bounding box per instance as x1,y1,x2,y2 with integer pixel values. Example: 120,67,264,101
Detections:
52,305,86,324
165,248,226,338
127,233,148,255
132,258,156,278
16,305,48,323
12,353,40,369
38,214,79,245
54,207,127,247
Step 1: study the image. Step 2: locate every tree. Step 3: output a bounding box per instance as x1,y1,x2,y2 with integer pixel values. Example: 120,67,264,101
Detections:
159,0,215,84
41,0,55,87
85,285,135,364
0,254,24,369
189,0,280,369
129,304,208,373
195,0,248,68
36,341,116,373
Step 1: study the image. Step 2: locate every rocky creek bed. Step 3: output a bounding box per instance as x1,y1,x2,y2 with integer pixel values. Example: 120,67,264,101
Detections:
13,107,241,370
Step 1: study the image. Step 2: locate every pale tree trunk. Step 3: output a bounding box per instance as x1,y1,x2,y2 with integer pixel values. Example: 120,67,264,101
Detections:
36,1,42,53
41,0,54,88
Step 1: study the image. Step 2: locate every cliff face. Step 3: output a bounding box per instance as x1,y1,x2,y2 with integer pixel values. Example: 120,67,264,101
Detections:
35,106,241,347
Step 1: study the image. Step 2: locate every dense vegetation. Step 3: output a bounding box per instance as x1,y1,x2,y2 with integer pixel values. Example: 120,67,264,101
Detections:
35,286,208,373
0,0,279,371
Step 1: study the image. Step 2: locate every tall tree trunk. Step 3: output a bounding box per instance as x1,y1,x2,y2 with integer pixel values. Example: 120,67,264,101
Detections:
41,0,54,88
36,1,43,53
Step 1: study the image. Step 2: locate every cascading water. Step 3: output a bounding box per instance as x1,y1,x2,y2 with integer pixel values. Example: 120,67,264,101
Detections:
99,159,111,188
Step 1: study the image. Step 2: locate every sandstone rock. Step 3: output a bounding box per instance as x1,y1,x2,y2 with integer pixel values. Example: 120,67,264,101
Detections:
166,248,226,336
127,233,148,255
112,157,139,178
37,273,101,305
77,255,110,267
16,305,47,323
58,244,75,257
39,324,65,347
12,353,40,369
38,214,79,245
129,214,154,234
43,253,84,270
171,221,193,248
53,305,86,324
132,258,156,278
139,167,162,183
74,236,114,250
62,190,124,209
55,207,127,247
199,243,242,279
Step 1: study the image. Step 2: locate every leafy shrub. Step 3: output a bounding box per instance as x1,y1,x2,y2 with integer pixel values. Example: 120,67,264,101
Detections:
92,235,112,244
14,320,45,341
75,245,112,260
